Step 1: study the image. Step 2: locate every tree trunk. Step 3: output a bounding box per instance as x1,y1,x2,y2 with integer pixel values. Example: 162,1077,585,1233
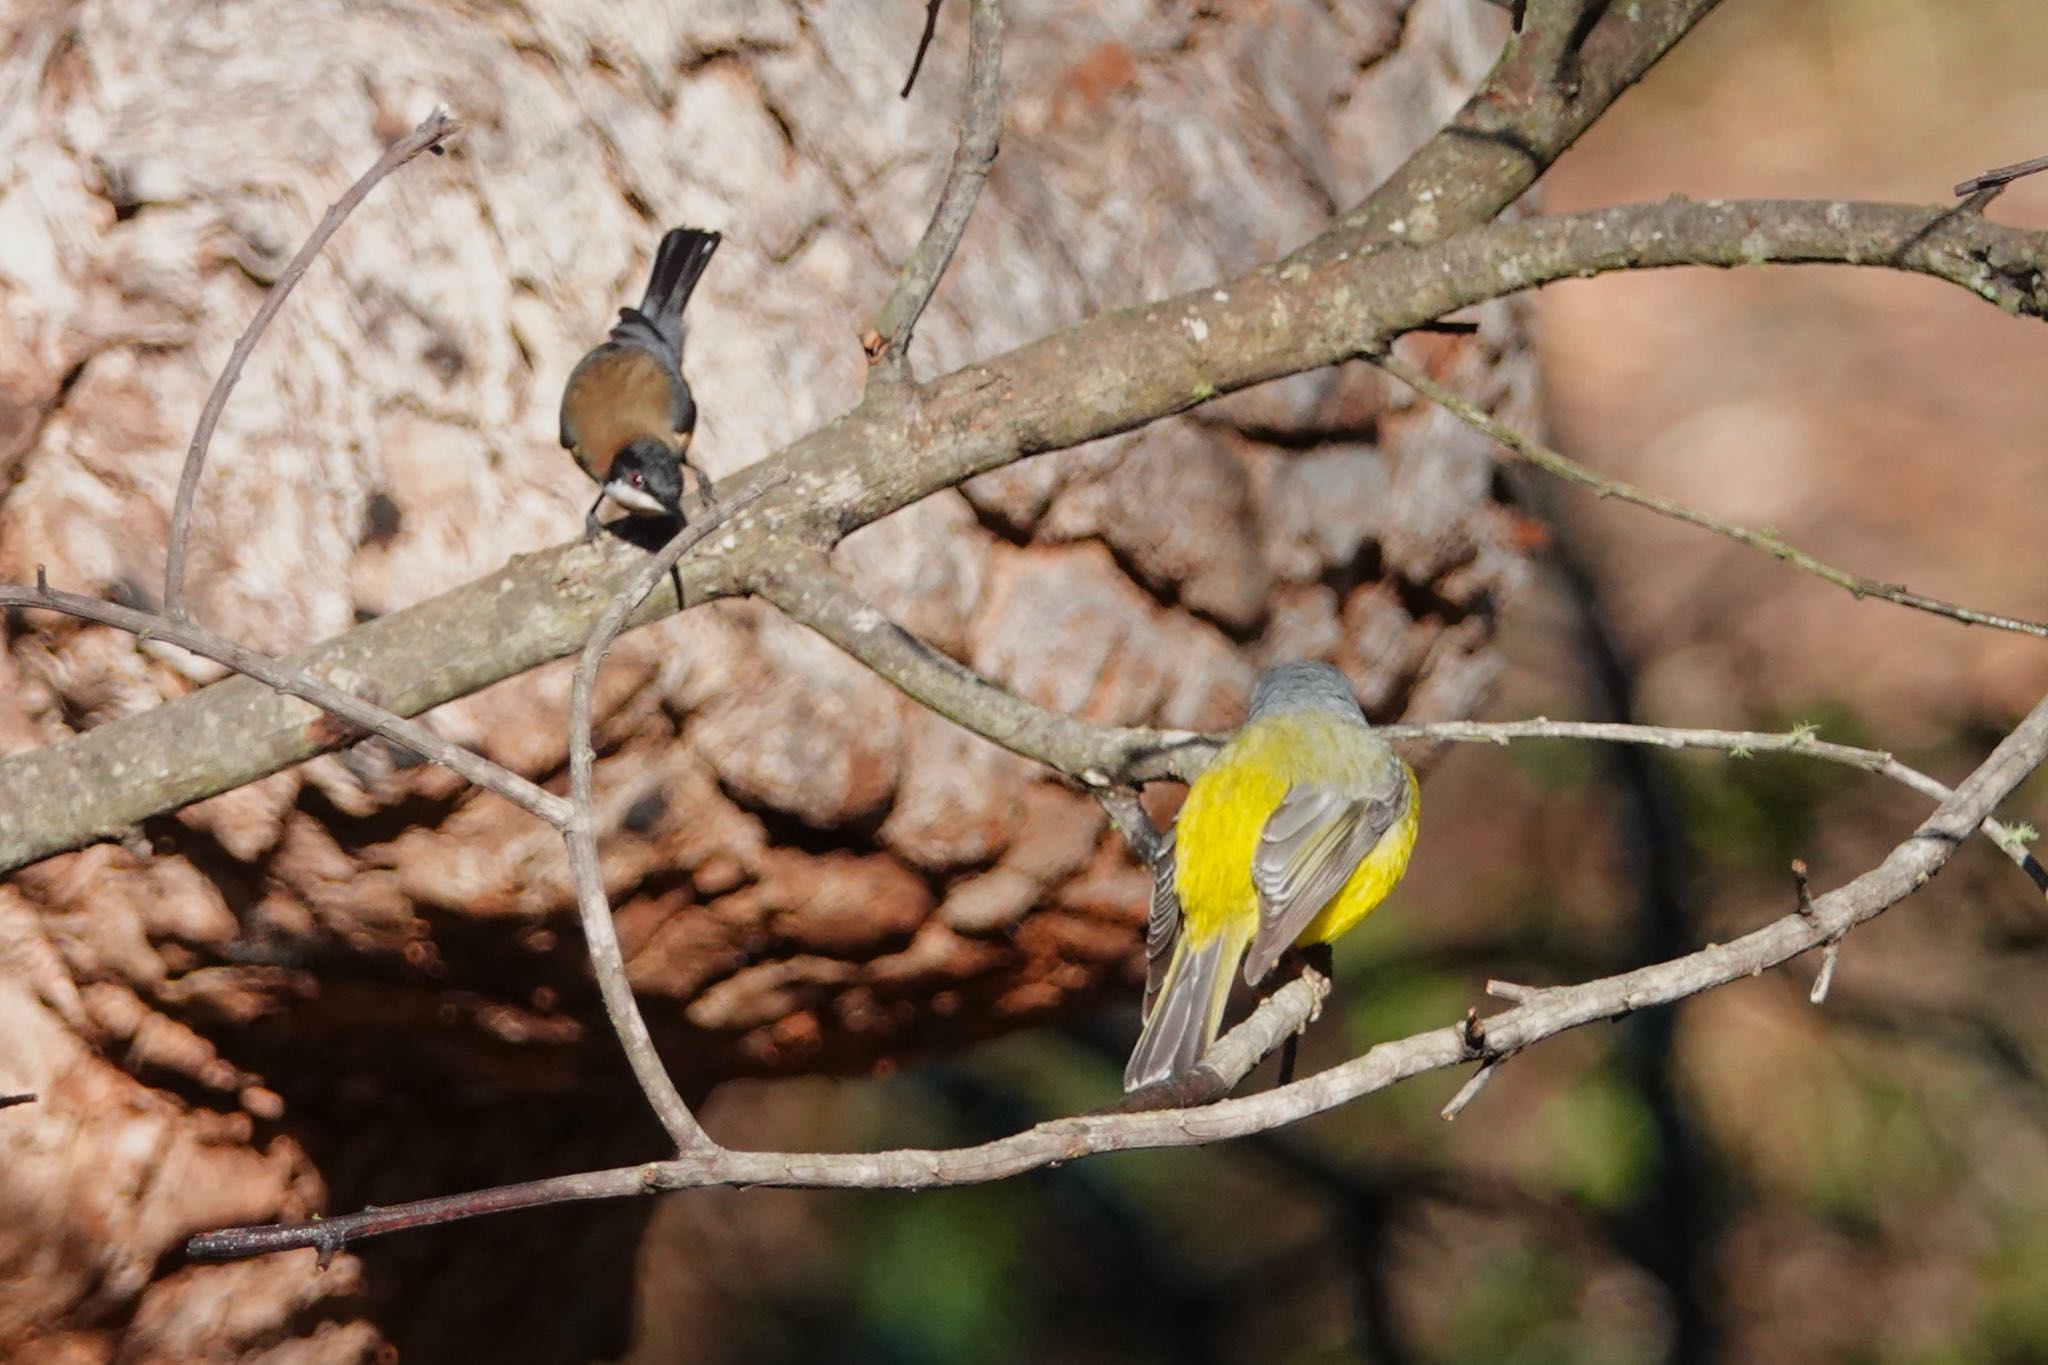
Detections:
0,0,1528,1357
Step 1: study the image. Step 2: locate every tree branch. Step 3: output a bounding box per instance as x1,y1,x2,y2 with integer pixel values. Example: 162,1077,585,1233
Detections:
1372,348,2048,641
745,545,1206,786
1331,0,1723,243
751,552,2046,891
187,680,2048,1260
9,195,2047,873
162,108,460,620
0,578,565,825
869,0,1003,380
557,478,789,1152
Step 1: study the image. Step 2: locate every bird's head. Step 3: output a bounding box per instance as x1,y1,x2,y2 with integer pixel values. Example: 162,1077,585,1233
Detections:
602,439,686,518
1247,660,1365,723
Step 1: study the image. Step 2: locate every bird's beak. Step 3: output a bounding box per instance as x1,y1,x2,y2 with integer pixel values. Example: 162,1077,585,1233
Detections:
600,479,669,515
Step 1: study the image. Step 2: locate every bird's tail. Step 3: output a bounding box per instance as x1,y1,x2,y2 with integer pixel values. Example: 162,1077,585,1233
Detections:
613,227,721,356
1123,927,1241,1092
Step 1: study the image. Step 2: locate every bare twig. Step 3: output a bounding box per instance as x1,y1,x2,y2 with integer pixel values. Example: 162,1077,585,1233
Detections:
163,108,460,620
1389,719,2048,893
1372,349,2048,643
747,547,1207,786
15,487,782,1159
1440,1053,1513,1121
188,681,2048,1261
563,475,786,1152
0,1094,36,1110
1955,153,2048,198
870,0,1002,381
900,0,947,98
1092,787,1168,867
0,578,565,825
1809,941,1841,1005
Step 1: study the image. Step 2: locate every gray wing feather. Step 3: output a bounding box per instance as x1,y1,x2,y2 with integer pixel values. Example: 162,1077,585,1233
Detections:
1242,769,1408,986
1141,829,1180,1019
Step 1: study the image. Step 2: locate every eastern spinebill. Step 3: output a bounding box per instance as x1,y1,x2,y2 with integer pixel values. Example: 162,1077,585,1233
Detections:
1125,661,1420,1092
560,227,721,541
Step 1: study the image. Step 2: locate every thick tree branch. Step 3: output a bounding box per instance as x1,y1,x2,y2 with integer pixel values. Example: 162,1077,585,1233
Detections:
1373,348,2048,641
163,109,460,620
869,0,1002,380
188,682,2048,1260
8,196,2047,873
1331,0,1723,243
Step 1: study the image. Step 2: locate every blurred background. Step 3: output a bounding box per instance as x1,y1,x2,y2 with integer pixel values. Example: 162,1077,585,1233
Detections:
628,5,2048,1362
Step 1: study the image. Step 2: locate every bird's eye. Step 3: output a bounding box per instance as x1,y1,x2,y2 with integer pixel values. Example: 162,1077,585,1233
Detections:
629,471,645,488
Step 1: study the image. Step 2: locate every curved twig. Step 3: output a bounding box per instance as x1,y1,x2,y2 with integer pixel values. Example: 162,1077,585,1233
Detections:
561,476,788,1152
751,557,2048,887
163,109,460,620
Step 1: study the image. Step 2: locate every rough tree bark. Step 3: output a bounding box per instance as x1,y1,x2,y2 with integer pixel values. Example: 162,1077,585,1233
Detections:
0,1,1529,1358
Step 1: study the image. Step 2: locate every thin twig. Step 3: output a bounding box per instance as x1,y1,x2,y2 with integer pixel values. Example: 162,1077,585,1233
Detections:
1809,941,1841,1005
1371,349,2048,643
0,579,565,825
1792,859,1815,916
0,1093,36,1110
163,108,460,619
1955,153,2048,198
749,548,1209,787
187,681,2048,1260
1091,787,1168,867
870,0,1002,381
1378,720,2046,893
1440,1053,1513,1121
564,476,785,1153
900,0,947,98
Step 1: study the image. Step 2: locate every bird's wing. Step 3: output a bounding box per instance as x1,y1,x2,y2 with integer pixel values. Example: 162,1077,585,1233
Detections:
1141,828,1180,1020
1243,765,1408,985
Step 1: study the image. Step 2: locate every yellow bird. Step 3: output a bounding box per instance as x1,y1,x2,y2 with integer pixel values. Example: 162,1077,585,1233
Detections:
1125,661,1420,1091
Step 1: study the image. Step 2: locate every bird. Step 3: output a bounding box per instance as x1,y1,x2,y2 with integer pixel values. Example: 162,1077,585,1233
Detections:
1124,661,1419,1092
559,227,722,541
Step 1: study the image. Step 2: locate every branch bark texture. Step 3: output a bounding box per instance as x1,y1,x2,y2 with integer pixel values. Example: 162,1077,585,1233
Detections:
6,198,2043,872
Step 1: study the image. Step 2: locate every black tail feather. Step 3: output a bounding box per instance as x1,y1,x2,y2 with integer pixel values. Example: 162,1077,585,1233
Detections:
619,227,720,355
